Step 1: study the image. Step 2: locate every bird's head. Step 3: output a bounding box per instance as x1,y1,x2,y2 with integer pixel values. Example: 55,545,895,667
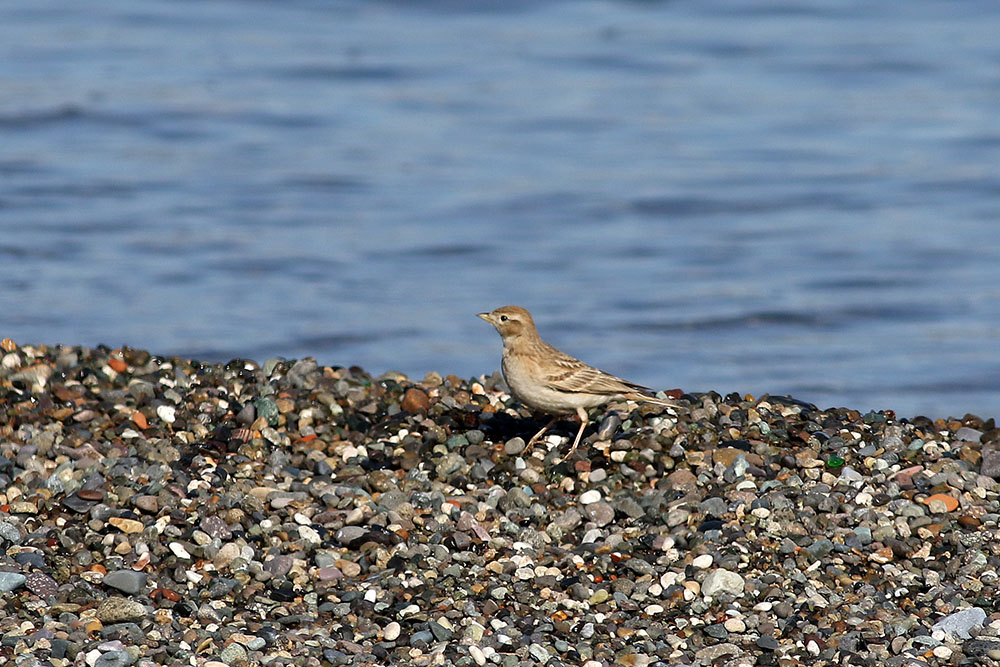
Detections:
477,305,536,340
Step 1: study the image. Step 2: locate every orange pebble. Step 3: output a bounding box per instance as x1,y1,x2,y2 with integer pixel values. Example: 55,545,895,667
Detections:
108,358,127,373
133,412,148,430
924,493,959,512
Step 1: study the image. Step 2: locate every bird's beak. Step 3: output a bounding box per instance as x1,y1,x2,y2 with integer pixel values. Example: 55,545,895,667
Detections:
477,312,492,323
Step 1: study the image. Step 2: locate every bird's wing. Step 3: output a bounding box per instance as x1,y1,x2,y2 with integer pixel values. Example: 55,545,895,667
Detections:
541,347,652,396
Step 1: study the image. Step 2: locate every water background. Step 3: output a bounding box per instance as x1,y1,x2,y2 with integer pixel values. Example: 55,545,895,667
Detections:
2,0,999,419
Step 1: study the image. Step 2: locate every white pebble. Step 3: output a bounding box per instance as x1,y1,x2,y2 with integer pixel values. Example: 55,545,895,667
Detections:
692,554,714,569
469,646,486,666
383,621,400,641
156,405,176,424
579,490,602,504
644,604,664,615
932,646,952,659
724,618,746,633
169,542,191,559
297,525,321,544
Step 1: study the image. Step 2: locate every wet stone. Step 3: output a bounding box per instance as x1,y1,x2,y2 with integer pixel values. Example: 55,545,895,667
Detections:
597,412,621,440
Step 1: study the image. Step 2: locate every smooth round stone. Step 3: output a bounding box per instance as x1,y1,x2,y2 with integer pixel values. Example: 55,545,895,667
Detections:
103,570,147,595
383,621,401,641
932,646,953,659
219,643,247,665
596,413,621,440
469,645,487,666
335,559,361,577
0,572,26,592
579,490,602,505
692,554,714,569
588,468,607,483
724,618,746,633
246,638,266,651
504,438,526,455
96,597,148,623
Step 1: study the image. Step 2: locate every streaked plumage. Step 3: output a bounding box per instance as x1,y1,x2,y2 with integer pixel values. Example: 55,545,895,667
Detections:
478,305,682,458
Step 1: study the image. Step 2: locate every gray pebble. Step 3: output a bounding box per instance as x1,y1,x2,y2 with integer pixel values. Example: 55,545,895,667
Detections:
94,650,134,667
504,437,526,455
0,572,26,593
103,570,148,595
932,607,987,639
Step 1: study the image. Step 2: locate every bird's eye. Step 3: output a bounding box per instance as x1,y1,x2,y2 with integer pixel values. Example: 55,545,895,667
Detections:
499,315,508,322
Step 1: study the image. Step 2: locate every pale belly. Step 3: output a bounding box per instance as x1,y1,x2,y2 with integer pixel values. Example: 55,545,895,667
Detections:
502,358,610,414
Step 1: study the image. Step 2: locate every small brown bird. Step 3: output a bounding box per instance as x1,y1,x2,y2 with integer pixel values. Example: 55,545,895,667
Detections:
478,305,682,458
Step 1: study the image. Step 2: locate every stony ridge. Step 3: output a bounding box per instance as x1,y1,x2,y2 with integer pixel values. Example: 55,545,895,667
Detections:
1,340,999,667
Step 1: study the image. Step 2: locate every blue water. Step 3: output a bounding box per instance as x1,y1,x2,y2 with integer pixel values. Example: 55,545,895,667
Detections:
2,0,999,419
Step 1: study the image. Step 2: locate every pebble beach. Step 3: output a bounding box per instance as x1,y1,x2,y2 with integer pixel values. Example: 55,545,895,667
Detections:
2,340,1000,667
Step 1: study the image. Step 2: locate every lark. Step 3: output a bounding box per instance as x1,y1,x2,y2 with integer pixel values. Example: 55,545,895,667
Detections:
478,305,682,458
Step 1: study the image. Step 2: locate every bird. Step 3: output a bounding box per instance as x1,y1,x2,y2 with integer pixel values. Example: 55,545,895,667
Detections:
478,305,683,459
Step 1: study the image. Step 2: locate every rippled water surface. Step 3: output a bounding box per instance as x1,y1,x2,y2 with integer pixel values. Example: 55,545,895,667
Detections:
2,0,999,418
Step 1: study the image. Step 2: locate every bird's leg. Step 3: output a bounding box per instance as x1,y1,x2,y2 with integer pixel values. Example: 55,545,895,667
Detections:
525,415,560,454
558,406,590,462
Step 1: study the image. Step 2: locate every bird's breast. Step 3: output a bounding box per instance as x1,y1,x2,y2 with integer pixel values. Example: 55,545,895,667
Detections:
501,354,608,414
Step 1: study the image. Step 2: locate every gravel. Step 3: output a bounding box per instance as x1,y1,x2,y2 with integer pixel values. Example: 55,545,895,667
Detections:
1,339,1000,665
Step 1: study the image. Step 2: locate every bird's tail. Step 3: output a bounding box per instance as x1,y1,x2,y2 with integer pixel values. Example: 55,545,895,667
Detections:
623,392,688,412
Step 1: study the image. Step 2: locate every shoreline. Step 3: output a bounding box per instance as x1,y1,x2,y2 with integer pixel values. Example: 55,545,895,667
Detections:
2,342,999,666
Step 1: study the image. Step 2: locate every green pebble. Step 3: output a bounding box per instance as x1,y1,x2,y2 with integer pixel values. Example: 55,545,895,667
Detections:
254,397,279,426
